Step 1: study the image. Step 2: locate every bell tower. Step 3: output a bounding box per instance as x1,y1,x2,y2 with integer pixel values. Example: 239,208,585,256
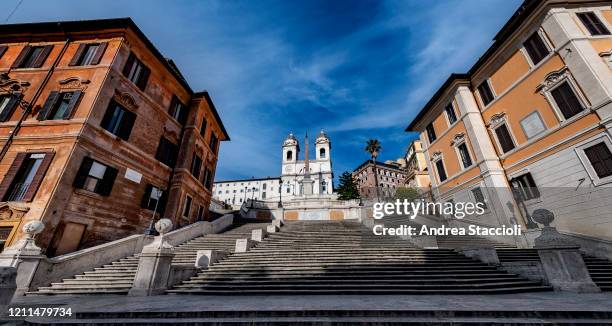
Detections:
315,130,330,161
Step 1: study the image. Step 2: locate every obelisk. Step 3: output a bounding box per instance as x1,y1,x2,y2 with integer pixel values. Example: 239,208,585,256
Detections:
301,132,314,195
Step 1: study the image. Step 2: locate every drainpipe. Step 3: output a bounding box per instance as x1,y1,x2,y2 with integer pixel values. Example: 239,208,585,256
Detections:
0,26,72,162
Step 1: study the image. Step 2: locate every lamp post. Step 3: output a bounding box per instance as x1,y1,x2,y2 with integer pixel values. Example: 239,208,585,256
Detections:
144,188,164,236
250,186,256,208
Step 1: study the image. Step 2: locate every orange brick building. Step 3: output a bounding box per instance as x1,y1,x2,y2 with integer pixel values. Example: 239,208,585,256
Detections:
0,19,229,255
406,0,612,244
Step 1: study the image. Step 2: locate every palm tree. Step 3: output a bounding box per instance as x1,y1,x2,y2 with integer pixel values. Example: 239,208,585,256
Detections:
365,139,382,200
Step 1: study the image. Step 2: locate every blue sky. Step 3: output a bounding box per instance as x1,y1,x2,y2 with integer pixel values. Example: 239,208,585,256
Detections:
1,0,521,183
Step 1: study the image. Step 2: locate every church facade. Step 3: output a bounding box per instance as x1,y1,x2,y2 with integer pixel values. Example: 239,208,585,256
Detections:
281,131,334,199
213,130,334,207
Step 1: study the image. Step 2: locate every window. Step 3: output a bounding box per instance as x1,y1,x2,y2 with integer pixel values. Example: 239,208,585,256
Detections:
435,159,447,182
520,111,546,139
550,82,584,120
122,53,150,91
426,123,436,143
69,43,107,66
0,152,54,202
100,100,136,140
457,143,473,168
73,157,117,196
445,104,458,124
510,172,540,201
523,32,549,65
584,142,612,179
141,185,165,212
155,137,179,168
0,93,20,122
262,192,266,199
182,195,192,218
12,45,52,69
190,153,202,179
203,167,213,190
471,187,488,210
200,117,207,137
577,12,610,36
494,124,516,153
286,150,293,160
38,91,82,121
197,205,205,221
169,96,188,125
209,134,218,153
263,184,267,190
477,81,495,106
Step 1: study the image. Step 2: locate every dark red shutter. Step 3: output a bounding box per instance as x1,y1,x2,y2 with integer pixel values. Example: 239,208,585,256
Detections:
97,166,118,196
69,44,87,66
141,184,153,208
62,90,82,119
0,153,27,201
32,45,53,68
0,46,7,60
73,157,93,189
38,91,60,121
11,45,31,68
0,93,21,122
136,65,150,91
22,152,55,202
90,42,107,65
117,109,136,140
122,53,136,76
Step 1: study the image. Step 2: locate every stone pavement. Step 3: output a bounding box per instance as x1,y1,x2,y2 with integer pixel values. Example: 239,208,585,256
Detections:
7,292,612,313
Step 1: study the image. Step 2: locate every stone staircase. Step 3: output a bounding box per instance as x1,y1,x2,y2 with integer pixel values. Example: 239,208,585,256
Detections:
168,220,552,295
27,222,269,296
497,248,612,291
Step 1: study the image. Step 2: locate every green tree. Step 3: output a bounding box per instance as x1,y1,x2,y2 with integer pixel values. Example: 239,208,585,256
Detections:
394,187,420,201
364,139,382,200
337,171,361,200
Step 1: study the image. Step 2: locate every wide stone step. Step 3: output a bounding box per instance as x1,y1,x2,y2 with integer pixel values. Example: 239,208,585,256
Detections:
179,278,532,287
167,285,552,295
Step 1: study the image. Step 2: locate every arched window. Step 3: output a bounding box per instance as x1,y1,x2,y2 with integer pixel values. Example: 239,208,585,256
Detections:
320,148,326,159
321,180,327,192
286,150,293,160
263,183,267,190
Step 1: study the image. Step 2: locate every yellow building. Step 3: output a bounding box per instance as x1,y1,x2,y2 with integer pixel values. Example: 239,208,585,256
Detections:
404,140,431,191
406,0,612,244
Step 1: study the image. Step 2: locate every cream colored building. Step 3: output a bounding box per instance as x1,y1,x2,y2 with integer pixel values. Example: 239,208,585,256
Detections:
404,140,431,190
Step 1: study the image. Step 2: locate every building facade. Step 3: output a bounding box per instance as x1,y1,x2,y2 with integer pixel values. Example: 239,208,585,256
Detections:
404,140,431,190
0,19,229,255
352,160,406,199
213,177,281,208
406,0,612,242
281,131,333,198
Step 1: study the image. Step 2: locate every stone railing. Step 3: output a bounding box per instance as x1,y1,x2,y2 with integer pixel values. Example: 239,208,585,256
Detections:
0,214,234,299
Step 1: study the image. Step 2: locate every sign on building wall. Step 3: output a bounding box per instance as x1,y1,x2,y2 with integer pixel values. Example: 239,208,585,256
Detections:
124,168,143,183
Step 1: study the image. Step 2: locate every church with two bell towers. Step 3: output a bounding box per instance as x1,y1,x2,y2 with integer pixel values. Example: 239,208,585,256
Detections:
281,131,334,199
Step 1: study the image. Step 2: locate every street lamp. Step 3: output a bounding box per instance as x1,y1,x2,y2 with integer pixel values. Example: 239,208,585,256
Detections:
144,187,164,235
250,186,256,208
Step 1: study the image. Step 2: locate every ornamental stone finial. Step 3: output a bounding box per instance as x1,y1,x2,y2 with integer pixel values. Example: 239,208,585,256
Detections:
154,218,173,235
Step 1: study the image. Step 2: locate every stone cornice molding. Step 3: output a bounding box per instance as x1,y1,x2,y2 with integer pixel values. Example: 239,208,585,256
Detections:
59,76,90,91
113,89,138,111
536,66,569,93
430,151,442,162
450,132,466,147
487,112,507,129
